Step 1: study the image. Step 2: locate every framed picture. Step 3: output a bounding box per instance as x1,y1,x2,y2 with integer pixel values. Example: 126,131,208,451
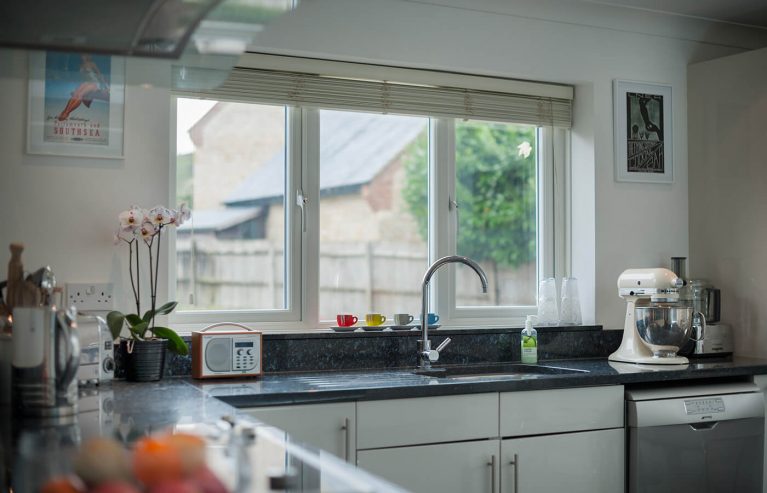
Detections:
613,80,672,183
27,51,125,158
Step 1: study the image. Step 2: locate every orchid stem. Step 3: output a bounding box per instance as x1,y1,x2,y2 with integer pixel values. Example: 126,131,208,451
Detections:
128,240,139,315
135,242,141,316
147,239,154,334
151,227,162,329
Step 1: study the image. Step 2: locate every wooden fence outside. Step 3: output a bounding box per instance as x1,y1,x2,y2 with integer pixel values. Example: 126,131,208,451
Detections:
176,237,535,316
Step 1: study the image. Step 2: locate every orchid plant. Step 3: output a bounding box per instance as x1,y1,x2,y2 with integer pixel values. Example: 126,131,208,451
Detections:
106,204,191,355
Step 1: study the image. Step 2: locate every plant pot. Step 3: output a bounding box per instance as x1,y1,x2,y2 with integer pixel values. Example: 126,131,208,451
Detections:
122,339,167,382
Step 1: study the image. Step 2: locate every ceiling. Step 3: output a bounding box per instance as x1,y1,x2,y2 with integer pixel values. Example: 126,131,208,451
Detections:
585,0,767,29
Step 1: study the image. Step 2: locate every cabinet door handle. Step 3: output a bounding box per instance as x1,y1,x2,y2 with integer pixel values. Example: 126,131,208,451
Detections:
508,453,518,493
341,417,350,462
487,454,496,493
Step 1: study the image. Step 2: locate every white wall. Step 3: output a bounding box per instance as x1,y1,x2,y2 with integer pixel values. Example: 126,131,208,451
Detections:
1,0,765,329
688,46,767,357
0,53,174,312
245,0,762,328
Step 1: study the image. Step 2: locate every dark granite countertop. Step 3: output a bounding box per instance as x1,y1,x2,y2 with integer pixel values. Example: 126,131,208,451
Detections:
198,356,767,408
2,380,407,492
7,356,767,491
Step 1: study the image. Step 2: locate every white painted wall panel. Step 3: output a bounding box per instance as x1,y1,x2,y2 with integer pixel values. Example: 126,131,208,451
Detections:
0,0,760,328
688,46,767,358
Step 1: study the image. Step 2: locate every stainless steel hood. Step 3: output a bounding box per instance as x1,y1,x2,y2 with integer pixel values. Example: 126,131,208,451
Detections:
0,0,294,59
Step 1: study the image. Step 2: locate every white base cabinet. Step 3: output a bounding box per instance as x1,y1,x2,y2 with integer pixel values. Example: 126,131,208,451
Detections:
357,440,499,493
244,402,356,463
244,385,625,492
501,428,625,493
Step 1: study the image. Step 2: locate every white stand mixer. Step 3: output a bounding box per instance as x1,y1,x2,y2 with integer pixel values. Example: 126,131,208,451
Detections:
609,268,689,365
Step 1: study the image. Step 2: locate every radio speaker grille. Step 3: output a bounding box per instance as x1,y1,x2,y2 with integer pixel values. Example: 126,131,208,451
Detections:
205,338,231,372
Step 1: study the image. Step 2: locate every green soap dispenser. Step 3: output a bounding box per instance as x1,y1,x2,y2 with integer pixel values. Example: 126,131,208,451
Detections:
521,315,538,364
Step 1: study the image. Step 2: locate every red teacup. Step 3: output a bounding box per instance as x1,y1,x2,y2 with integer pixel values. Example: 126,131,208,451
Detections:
336,314,358,327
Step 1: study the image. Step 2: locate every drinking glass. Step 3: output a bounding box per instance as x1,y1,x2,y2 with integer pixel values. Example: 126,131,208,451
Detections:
560,277,582,325
537,278,559,325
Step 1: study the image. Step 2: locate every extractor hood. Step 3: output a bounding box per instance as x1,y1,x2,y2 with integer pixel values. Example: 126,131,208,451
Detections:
0,0,294,58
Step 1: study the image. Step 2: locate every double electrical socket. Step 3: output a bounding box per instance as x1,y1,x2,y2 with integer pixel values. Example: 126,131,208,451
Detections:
65,283,114,311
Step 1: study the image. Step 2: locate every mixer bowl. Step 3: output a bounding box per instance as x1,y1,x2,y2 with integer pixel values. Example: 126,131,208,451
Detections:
635,304,693,358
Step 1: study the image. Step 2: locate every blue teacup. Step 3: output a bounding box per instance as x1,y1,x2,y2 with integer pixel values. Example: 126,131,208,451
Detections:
427,313,440,325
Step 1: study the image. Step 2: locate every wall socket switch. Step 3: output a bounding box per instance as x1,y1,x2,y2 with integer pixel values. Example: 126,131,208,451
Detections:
66,283,114,311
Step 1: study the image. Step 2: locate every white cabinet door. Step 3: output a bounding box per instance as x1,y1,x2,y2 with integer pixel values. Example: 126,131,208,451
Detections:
500,385,624,437
357,440,500,493
244,402,356,463
501,428,624,493
357,392,498,449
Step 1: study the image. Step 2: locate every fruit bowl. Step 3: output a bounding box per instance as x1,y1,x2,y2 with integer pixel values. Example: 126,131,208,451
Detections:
635,303,693,358
40,434,229,493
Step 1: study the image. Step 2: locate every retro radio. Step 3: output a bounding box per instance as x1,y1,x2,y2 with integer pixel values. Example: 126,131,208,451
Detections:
192,323,263,379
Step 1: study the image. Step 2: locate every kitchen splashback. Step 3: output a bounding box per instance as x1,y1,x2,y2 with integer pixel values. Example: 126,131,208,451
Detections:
113,326,618,378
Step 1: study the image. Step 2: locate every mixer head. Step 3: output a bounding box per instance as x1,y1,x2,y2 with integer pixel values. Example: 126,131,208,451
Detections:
618,268,684,300
610,267,691,365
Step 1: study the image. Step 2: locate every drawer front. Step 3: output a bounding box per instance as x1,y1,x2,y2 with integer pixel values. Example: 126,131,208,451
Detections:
245,402,356,462
500,385,623,437
357,439,499,493
357,392,498,449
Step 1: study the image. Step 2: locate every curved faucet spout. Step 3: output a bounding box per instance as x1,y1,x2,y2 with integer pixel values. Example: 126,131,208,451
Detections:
419,255,488,369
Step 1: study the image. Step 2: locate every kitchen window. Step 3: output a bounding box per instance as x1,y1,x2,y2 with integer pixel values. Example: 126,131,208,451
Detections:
170,54,572,329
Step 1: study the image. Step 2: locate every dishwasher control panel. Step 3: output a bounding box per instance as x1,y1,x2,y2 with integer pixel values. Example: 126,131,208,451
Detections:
684,397,725,415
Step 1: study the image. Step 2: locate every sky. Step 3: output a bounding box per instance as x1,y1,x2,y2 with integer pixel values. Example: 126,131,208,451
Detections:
176,98,217,155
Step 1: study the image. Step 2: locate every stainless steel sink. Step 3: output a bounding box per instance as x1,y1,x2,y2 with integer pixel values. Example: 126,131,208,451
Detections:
413,363,589,380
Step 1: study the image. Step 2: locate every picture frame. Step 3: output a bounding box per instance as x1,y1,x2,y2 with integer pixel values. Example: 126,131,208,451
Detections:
27,51,125,159
613,80,672,183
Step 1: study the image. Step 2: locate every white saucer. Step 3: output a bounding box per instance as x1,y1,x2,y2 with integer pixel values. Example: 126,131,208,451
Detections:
331,326,358,332
390,325,417,331
389,324,440,331
361,325,388,331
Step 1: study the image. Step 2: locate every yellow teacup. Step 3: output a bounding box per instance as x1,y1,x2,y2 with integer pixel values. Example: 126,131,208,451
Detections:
365,313,387,326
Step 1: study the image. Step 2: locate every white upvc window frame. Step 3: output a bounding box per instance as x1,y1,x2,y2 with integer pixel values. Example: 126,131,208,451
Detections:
169,103,306,330
168,101,569,332
430,124,568,328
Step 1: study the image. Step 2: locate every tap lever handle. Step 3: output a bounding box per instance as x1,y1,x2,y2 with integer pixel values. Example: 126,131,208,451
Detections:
435,337,451,353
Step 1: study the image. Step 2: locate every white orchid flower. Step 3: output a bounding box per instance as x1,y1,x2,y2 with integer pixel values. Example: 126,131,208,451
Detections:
137,222,157,243
148,206,170,226
176,203,192,226
118,207,145,229
165,208,178,226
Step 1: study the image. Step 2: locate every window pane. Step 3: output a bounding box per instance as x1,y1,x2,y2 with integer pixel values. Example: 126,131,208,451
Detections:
318,110,429,322
175,98,287,311
455,120,537,307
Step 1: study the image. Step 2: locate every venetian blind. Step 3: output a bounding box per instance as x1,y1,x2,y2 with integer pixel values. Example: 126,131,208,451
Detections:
174,57,573,128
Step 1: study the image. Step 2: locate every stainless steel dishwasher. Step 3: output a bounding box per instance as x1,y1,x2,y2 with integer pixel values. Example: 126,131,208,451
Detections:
626,382,765,493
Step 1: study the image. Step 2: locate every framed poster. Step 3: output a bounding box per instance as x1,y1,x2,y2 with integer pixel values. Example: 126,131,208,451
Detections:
613,80,672,183
27,51,125,158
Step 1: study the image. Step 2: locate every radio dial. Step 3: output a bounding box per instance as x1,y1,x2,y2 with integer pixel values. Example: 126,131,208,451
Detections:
237,349,244,355
246,349,253,355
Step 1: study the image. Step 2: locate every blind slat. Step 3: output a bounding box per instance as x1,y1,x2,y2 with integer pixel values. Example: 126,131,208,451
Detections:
175,66,573,127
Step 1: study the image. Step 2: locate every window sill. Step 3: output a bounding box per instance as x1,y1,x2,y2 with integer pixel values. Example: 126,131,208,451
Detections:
174,324,602,338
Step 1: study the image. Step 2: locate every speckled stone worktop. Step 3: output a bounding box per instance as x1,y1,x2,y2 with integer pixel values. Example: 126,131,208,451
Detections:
2,379,407,492
198,356,767,408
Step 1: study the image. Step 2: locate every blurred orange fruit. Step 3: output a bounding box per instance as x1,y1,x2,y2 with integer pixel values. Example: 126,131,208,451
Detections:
147,479,203,493
163,433,207,474
132,436,183,487
89,481,142,493
72,437,131,486
39,476,84,493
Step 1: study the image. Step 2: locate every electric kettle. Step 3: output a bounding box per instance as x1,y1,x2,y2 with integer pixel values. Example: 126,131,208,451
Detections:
12,306,80,417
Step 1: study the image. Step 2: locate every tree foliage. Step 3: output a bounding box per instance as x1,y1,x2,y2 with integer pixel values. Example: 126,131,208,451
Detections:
402,121,537,269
